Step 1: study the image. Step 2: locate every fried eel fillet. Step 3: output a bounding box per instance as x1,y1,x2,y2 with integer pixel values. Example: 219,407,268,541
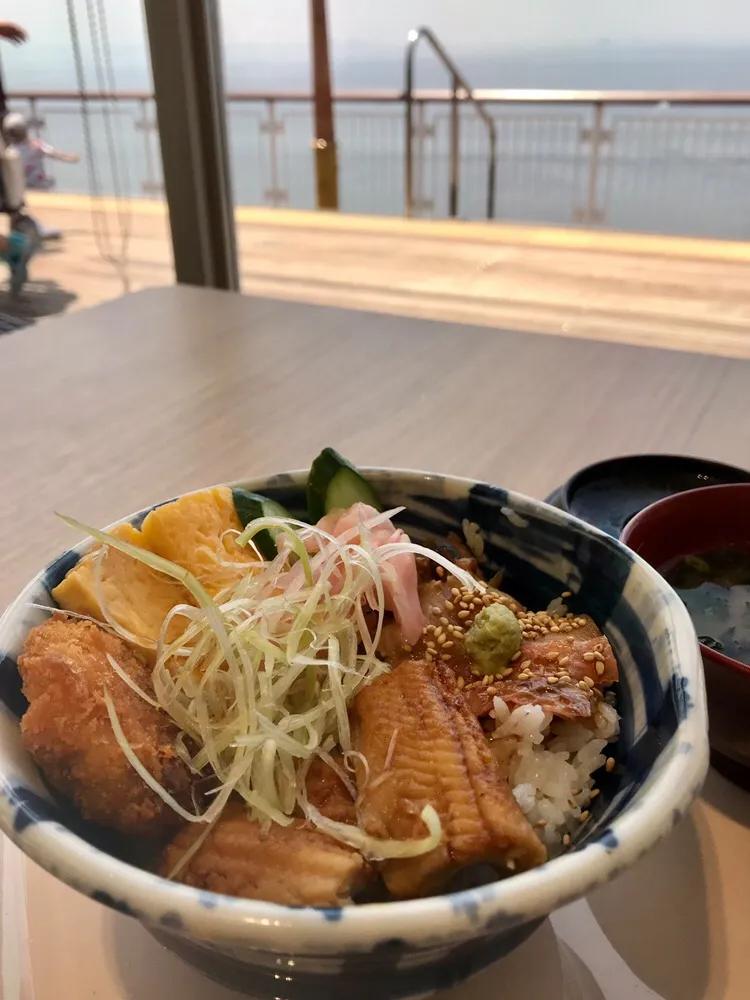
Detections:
18,616,192,835
352,659,546,898
161,803,373,906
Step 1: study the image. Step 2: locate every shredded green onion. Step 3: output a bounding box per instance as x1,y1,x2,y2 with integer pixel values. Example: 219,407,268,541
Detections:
60,507,482,857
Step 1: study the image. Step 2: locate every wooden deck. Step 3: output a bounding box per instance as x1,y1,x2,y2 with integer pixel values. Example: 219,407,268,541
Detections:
4,191,750,358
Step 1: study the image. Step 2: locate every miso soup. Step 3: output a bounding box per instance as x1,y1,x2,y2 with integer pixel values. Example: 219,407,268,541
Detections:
665,547,750,665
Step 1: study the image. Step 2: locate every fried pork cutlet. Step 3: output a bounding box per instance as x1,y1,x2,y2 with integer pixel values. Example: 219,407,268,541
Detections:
351,659,546,898
18,616,192,835
161,803,373,906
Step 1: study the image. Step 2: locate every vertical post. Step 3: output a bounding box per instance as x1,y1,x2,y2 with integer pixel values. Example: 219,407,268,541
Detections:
585,101,604,226
140,96,157,195
487,128,496,220
29,97,39,136
448,73,460,218
414,100,426,217
266,98,280,206
143,0,239,289
404,43,415,218
310,0,338,210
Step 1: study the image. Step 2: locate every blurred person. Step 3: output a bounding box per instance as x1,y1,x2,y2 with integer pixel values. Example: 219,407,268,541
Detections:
3,112,79,191
0,21,27,123
3,112,78,241
0,22,39,294
0,227,39,296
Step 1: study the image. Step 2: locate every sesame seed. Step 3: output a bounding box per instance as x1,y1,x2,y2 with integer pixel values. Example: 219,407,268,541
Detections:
457,610,471,620
487,686,497,696
482,674,491,686
540,627,549,635
583,652,595,662
436,567,445,577
546,651,559,662
443,641,454,649
579,810,590,822
605,757,615,772
562,591,572,598
439,617,449,626
426,641,436,651
558,674,571,683
558,656,570,667
451,587,460,597
457,677,465,689
430,606,441,615
520,660,532,670
586,676,596,688
440,653,452,662
434,627,444,639
550,625,560,633
577,680,588,690
459,601,469,610
595,662,605,676
444,600,454,612
511,650,521,662
437,634,447,646
561,624,573,633
562,833,571,846
404,643,412,652
502,667,514,677
547,676,559,684
589,788,600,799
593,651,605,662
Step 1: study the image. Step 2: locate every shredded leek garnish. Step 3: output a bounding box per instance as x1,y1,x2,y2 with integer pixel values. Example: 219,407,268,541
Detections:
60,506,484,857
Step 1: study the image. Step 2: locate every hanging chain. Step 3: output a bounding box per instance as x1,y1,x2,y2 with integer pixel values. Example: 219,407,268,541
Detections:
65,0,131,290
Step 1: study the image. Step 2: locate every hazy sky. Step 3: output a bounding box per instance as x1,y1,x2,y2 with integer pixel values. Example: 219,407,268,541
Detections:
2,0,750,55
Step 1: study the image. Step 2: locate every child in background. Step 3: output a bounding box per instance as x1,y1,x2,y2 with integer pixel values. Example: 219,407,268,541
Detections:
2,113,79,242
3,113,79,190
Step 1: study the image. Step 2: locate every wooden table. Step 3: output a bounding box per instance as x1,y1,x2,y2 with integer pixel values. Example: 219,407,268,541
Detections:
1,286,749,1000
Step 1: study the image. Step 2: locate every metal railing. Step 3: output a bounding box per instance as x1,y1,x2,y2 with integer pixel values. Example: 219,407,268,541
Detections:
8,87,750,240
404,27,496,219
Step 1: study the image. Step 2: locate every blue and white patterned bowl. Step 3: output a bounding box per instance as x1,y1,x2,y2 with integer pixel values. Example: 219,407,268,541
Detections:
0,470,708,999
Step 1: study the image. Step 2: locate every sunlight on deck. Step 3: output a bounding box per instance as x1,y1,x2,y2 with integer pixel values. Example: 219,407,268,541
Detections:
3,191,750,359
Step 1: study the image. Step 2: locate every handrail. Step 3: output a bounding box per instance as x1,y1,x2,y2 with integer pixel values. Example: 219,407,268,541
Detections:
403,27,497,219
9,88,750,105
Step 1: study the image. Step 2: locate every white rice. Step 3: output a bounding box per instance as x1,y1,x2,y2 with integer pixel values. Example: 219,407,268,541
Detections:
489,696,619,849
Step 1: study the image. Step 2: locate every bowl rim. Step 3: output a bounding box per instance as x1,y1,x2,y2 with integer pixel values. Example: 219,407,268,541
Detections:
560,452,750,515
621,482,750,681
0,467,709,951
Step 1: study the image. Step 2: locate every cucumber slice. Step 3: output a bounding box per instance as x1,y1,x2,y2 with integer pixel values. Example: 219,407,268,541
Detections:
307,448,381,522
232,489,290,560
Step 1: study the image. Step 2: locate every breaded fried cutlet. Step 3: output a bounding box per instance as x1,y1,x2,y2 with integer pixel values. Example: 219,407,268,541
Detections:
18,615,192,835
161,803,373,906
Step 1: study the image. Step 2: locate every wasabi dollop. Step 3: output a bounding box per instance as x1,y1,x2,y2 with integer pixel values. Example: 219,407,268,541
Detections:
464,603,522,675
